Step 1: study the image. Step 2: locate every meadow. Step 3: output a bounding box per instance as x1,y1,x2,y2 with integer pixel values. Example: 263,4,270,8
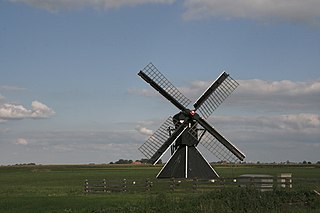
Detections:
0,164,319,212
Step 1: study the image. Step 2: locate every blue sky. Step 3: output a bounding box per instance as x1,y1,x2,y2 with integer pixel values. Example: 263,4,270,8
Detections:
1,0,319,165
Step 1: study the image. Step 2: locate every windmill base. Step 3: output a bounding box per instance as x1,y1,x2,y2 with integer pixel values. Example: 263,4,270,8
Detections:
156,146,219,179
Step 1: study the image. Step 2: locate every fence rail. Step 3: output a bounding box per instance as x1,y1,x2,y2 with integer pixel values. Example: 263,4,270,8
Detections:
84,178,152,193
83,176,307,194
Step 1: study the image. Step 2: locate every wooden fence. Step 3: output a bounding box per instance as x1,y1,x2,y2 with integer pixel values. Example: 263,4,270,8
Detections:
84,178,152,193
84,176,299,194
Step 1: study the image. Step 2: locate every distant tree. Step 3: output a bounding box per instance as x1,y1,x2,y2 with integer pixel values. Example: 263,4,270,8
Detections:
116,159,125,164
136,158,150,164
303,160,307,164
317,161,320,164
130,158,163,164
111,158,162,164
114,159,133,164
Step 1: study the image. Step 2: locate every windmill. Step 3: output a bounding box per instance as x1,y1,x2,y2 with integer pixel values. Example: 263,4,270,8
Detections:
138,63,245,179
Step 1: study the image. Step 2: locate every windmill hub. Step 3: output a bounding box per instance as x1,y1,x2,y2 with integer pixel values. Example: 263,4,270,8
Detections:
173,110,197,127
138,63,245,179
172,111,198,147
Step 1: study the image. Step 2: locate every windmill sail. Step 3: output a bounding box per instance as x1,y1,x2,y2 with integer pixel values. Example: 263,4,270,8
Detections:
139,117,174,160
188,118,245,162
193,72,239,119
139,116,188,164
138,63,191,111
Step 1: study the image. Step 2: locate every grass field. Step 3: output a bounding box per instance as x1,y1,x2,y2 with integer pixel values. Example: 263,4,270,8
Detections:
0,164,319,212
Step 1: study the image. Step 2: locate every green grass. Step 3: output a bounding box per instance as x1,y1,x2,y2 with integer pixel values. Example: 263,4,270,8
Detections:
0,164,319,212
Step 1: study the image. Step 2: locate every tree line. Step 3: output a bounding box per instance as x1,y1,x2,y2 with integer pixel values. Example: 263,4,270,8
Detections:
109,159,320,165
109,158,162,164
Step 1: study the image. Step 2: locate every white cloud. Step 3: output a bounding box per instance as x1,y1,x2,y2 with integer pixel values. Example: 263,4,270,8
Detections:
213,113,320,134
183,0,320,24
237,79,320,96
31,101,55,118
10,0,175,12
15,138,29,145
232,79,320,112
135,125,153,136
204,113,320,162
0,100,55,120
0,103,33,119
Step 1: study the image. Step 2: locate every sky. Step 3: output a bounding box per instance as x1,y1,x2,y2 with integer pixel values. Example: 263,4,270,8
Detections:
0,0,319,165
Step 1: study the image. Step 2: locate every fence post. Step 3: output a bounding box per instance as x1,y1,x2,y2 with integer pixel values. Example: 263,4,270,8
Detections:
170,178,175,191
193,178,198,192
250,177,254,188
221,178,225,188
122,178,127,192
145,178,151,192
84,179,89,194
103,179,107,193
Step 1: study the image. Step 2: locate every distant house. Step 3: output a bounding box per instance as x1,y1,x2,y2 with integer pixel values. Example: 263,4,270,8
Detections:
131,161,142,165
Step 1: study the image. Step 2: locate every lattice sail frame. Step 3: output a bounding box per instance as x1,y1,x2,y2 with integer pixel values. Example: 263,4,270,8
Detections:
196,73,239,119
188,124,239,163
138,117,175,159
141,63,191,109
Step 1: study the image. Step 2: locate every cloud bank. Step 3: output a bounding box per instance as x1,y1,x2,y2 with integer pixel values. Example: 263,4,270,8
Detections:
0,100,55,120
10,0,320,24
131,79,320,112
132,78,319,162
5,129,143,164
232,79,320,112
9,0,175,12
212,113,320,162
5,111,318,164
183,0,320,24
213,113,320,137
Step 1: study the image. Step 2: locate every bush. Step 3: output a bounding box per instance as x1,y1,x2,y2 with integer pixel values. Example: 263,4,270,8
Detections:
138,189,320,212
